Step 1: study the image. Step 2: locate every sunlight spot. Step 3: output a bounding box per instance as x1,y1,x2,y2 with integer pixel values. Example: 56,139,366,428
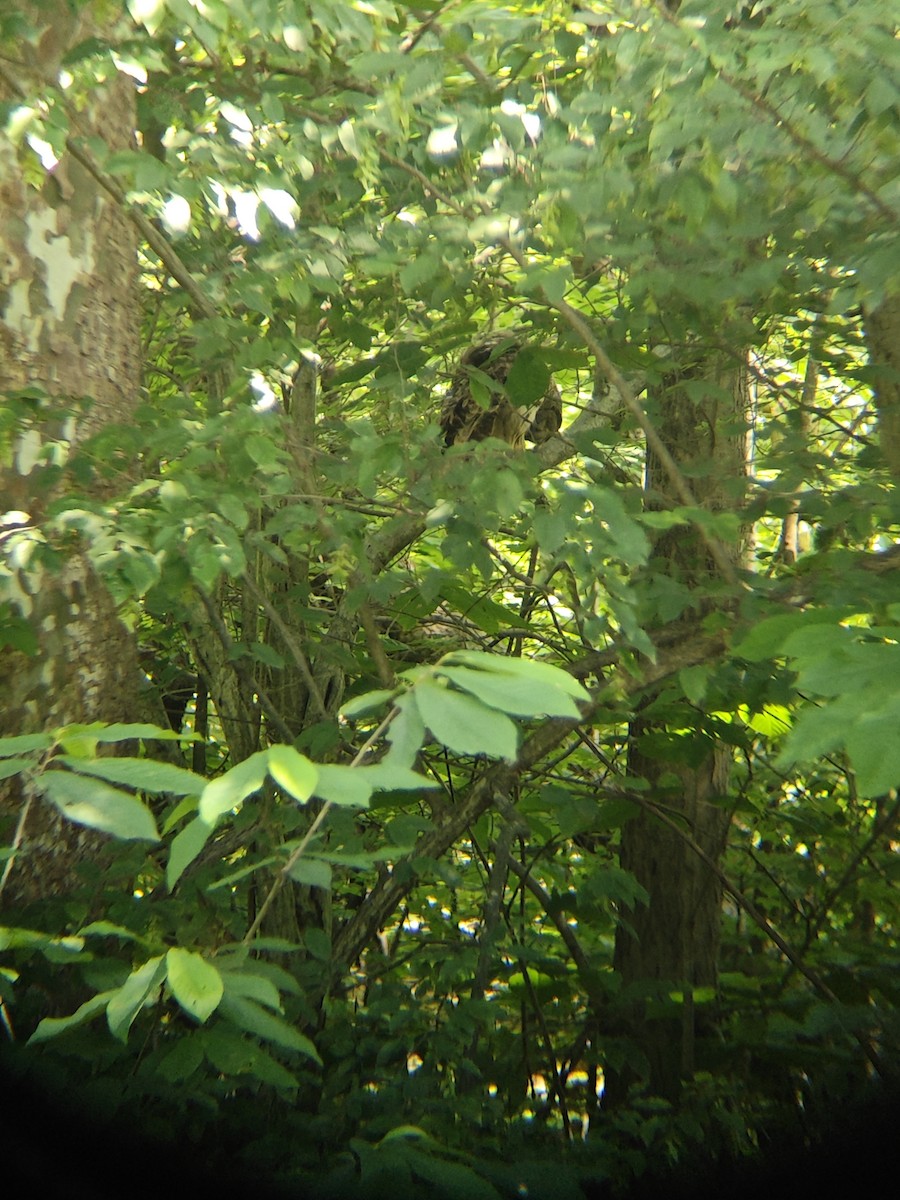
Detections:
161,195,191,235
260,188,298,229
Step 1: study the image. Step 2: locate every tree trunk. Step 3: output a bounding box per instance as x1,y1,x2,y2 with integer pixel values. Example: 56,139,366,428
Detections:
609,360,750,1104
865,294,900,479
0,8,156,910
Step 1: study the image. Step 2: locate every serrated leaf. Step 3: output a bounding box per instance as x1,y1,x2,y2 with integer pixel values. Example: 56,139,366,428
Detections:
107,955,166,1042
313,765,372,807
268,745,318,803
166,948,224,1023
39,771,159,841
167,817,213,890
414,680,519,761
199,750,268,823
58,756,205,796
218,993,322,1062
438,665,581,718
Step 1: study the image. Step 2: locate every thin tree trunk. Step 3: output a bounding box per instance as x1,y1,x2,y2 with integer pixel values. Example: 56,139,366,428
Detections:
609,360,750,1104
865,294,900,479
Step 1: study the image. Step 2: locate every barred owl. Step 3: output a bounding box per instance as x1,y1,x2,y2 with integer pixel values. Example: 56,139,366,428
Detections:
440,335,562,449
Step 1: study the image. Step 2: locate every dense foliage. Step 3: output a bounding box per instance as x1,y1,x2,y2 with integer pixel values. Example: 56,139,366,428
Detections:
1,1,899,1196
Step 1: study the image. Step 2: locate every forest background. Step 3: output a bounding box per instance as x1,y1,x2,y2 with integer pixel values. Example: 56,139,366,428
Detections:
1,1,899,1197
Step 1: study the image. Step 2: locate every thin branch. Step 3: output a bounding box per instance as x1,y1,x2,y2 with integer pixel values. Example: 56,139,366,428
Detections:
243,708,397,946
328,629,730,986
240,569,329,721
620,787,888,1078
194,586,295,744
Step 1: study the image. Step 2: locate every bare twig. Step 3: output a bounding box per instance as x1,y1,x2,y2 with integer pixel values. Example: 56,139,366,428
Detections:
240,570,329,721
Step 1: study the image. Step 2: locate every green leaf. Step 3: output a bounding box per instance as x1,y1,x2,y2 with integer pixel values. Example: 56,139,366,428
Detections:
167,817,213,890
777,700,854,768
245,433,279,468
39,771,159,841
401,1147,502,1200
440,650,589,701
731,611,848,662
357,763,437,791
0,733,52,757
28,991,117,1044
95,723,194,743
107,955,166,1042
58,756,205,796
161,794,199,835
268,745,319,803
304,927,331,962
286,856,332,889
383,691,426,769
0,927,84,955
199,750,269,823
505,347,551,406
438,665,581,718
217,993,322,1062
340,688,397,718
598,489,650,565
313,764,373,807
28,993,118,1041
413,680,519,761
76,921,145,942
157,1036,205,1083
166,948,224,1023
679,665,711,704
738,704,791,739
0,757,36,781
845,708,900,797
220,969,283,1012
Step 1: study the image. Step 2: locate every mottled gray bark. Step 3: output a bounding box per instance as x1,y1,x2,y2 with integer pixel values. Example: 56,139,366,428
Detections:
0,7,157,909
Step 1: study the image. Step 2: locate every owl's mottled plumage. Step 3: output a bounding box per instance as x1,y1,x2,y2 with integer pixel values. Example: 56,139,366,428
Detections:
440,335,562,449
